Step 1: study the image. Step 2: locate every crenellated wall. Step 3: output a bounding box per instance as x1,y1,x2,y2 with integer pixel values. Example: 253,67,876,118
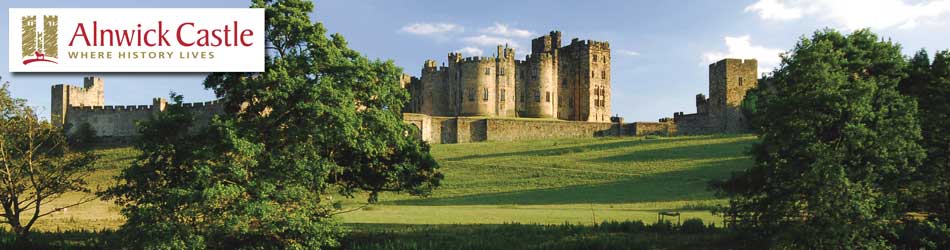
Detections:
52,77,224,141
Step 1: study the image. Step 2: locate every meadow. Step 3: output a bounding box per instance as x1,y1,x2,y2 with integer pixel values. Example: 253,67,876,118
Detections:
17,134,757,249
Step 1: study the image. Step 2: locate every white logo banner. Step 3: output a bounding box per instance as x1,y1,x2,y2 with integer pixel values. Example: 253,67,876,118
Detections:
9,8,265,72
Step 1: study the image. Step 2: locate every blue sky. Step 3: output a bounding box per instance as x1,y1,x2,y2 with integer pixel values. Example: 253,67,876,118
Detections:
3,0,950,121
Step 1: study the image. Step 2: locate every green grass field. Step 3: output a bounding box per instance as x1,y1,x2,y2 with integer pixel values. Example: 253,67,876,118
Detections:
26,134,757,235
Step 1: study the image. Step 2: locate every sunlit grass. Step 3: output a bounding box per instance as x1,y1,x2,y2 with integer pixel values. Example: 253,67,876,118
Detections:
20,134,757,232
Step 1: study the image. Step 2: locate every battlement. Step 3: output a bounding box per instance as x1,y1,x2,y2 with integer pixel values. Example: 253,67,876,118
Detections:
66,100,222,113
711,58,757,68
460,56,495,63
531,30,562,55
424,59,438,68
566,38,610,50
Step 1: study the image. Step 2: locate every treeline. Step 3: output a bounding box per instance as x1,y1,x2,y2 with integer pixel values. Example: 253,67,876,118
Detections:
719,29,950,249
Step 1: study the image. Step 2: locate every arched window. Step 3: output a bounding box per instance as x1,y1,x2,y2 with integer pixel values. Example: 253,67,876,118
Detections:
500,89,506,101
545,91,551,102
483,88,489,101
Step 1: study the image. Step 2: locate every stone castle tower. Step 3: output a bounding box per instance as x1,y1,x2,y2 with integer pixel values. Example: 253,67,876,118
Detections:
404,30,611,122
51,76,105,127
675,58,757,134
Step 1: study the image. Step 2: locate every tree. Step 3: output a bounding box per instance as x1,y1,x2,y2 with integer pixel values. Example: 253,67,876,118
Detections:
923,50,950,221
103,0,442,248
900,49,950,249
713,29,925,249
0,80,98,243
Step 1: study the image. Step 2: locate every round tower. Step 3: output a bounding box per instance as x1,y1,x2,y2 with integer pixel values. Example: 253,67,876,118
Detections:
458,57,496,116
520,54,557,118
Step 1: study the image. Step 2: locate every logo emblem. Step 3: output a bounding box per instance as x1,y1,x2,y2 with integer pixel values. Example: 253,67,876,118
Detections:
21,15,58,65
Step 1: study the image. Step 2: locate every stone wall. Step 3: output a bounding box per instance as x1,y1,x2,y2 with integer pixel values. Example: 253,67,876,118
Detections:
484,118,618,142
53,77,224,142
64,99,224,140
405,113,625,144
630,122,675,136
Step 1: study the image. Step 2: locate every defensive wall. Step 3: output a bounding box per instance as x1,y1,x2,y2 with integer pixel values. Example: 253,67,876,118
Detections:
52,77,223,142
404,113,674,144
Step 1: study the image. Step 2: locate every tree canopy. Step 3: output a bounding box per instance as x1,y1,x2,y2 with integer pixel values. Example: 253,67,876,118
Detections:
715,29,926,249
104,0,442,248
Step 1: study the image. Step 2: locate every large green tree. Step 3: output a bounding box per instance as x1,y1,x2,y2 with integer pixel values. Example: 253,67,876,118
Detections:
714,29,925,249
104,0,442,248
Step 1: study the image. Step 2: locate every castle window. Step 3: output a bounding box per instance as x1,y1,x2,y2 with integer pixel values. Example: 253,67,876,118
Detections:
562,79,568,87
468,88,475,101
499,68,505,76
483,88,489,101
501,89,506,101
545,91,551,102
591,71,594,77
485,68,491,75
534,92,541,102
739,77,743,86
593,54,598,62
602,71,606,79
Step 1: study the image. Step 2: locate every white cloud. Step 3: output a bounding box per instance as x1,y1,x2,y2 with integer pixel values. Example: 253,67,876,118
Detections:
617,49,640,56
744,0,803,20
702,35,783,74
745,0,950,30
400,22,463,35
455,47,484,57
479,23,534,38
461,35,519,48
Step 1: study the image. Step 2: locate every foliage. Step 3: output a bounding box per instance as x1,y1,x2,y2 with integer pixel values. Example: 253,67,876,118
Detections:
66,122,97,151
103,0,442,248
342,221,736,250
0,81,99,245
713,29,925,249
897,49,950,249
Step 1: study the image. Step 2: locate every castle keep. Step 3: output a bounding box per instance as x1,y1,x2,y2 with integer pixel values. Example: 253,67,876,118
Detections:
402,31,612,122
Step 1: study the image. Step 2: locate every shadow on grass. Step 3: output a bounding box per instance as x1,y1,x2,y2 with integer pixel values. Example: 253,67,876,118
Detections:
393,157,751,206
441,135,722,162
587,137,754,164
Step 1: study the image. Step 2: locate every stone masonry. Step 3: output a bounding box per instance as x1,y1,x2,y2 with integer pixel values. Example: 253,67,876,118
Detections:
402,31,612,122
673,58,758,134
51,77,223,140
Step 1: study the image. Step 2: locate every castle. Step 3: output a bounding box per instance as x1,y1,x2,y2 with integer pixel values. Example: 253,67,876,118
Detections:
49,34,756,144
673,59,758,134
51,76,222,140
402,31,612,122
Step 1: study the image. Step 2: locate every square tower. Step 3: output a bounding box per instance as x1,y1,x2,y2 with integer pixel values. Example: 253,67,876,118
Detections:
707,59,757,132
51,76,105,127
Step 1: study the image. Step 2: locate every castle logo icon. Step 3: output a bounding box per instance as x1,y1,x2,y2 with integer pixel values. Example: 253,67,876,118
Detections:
21,15,58,65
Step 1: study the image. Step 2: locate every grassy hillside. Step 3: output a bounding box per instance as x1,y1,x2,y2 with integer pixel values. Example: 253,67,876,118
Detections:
25,134,757,232
341,134,756,225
